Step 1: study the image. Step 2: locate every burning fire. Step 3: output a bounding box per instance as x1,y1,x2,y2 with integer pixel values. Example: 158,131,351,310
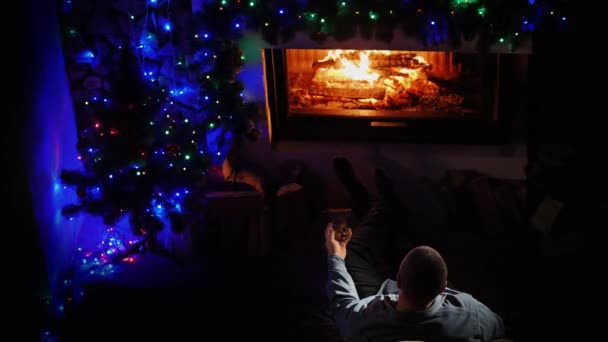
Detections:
289,49,464,112
314,50,380,82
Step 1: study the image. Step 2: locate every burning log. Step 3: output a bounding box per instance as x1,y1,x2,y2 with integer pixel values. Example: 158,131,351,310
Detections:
312,52,430,70
312,59,340,70
309,85,386,99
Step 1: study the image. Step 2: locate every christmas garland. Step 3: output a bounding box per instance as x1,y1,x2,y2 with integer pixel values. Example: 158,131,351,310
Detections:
201,0,568,49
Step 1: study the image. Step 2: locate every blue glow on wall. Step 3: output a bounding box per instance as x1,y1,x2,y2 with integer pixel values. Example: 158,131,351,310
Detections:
27,0,109,311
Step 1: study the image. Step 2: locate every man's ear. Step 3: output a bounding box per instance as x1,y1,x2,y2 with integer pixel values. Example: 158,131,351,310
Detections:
443,280,448,290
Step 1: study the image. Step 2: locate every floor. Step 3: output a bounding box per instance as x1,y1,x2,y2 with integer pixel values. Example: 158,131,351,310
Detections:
51,193,594,341
54,215,525,342
57,213,343,342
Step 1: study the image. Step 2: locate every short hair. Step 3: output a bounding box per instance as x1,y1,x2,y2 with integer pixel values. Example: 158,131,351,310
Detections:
398,246,448,307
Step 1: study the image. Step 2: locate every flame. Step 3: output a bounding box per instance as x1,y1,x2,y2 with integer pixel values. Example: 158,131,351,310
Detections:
313,49,434,90
288,49,465,112
315,50,380,82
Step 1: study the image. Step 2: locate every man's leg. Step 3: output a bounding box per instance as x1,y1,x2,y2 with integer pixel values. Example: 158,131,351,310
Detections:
372,168,417,274
345,197,402,298
333,159,411,297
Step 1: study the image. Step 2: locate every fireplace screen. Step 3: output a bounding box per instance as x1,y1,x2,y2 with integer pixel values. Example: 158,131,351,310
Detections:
285,49,490,119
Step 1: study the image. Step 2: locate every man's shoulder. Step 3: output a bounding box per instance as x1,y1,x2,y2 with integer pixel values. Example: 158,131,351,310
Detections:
366,294,399,311
440,288,488,312
442,288,474,302
443,287,468,296
441,288,504,332
445,288,493,307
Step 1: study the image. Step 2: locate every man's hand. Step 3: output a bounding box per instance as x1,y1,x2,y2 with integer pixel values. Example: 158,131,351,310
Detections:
325,222,352,260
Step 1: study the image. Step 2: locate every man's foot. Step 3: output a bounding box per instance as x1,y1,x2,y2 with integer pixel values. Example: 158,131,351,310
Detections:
374,168,396,200
332,157,371,221
333,156,357,185
375,169,413,221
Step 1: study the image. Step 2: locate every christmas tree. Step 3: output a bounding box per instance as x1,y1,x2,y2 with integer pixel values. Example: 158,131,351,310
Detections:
58,0,260,259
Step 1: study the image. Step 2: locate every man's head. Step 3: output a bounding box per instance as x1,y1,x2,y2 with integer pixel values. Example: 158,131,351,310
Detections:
397,246,448,309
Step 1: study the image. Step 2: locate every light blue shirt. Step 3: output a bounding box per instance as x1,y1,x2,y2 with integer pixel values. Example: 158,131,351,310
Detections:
327,255,505,342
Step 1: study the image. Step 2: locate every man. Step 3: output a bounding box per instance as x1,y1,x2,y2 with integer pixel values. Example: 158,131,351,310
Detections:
325,158,505,341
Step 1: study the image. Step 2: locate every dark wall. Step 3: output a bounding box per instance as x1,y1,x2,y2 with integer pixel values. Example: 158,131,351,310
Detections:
529,1,605,205
524,2,606,339
9,1,48,339
530,1,602,152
